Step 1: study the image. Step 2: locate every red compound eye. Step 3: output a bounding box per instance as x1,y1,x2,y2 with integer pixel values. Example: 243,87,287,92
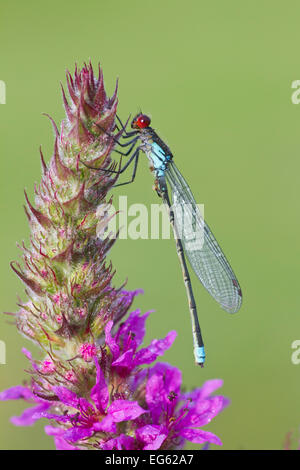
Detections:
136,114,151,128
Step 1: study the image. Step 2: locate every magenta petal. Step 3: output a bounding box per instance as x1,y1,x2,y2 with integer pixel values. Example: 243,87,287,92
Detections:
105,321,119,359
195,395,224,416
35,412,76,423
0,385,33,401
178,400,210,427
143,434,167,450
52,386,81,409
78,397,94,414
180,396,224,428
107,399,148,422
45,425,65,436
200,379,224,398
149,362,182,395
45,425,80,450
63,426,94,442
146,363,182,422
134,330,177,366
118,310,150,347
55,438,80,450
136,424,167,450
221,397,231,410
145,374,166,422
93,415,116,433
180,428,222,446
90,358,108,413
111,349,134,368
22,348,39,371
22,348,33,360
11,403,51,426
101,434,136,450
131,368,148,391
117,289,144,318
136,424,161,442
185,379,224,401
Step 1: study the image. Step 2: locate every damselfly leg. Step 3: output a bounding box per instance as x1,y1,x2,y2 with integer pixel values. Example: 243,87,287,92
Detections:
80,115,140,178
80,145,140,188
116,115,139,138
113,151,140,187
95,116,139,149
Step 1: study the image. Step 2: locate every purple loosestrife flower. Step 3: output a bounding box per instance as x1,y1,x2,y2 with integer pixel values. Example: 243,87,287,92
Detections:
1,63,228,450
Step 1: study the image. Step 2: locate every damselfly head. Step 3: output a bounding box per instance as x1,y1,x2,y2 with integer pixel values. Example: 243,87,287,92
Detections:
131,113,151,129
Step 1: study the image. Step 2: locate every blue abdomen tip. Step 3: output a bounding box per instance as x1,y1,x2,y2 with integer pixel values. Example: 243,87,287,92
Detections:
194,346,206,365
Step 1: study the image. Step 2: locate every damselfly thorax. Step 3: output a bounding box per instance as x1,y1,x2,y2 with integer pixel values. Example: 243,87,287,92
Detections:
139,127,173,178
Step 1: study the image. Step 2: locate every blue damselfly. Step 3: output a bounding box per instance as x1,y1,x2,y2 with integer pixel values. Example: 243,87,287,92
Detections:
82,113,242,366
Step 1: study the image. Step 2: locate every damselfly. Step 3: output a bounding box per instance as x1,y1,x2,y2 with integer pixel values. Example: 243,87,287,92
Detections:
83,113,242,366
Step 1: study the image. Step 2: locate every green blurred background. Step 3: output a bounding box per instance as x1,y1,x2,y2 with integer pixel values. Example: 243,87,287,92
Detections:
1,0,300,450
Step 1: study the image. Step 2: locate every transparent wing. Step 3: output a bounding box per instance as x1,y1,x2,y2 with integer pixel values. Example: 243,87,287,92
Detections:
165,161,242,313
